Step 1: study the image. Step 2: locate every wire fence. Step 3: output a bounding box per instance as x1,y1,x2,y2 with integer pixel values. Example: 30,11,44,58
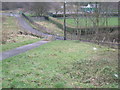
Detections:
22,12,119,48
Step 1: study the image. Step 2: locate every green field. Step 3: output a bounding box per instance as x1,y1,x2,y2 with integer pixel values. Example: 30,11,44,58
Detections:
59,17,118,27
2,40,118,88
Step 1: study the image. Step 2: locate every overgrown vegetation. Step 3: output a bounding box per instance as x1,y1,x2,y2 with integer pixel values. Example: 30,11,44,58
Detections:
49,16,118,45
2,40,118,88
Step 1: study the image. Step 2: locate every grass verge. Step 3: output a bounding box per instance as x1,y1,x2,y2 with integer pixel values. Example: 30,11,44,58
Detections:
2,40,118,88
1,38,41,52
35,21,64,36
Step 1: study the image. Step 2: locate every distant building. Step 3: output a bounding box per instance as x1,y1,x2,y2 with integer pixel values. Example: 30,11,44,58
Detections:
81,4,99,13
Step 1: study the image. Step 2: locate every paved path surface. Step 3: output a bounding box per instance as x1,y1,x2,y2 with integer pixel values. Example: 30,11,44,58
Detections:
17,14,48,37
0,41,49,60
1,13,49,37
0,13,63,60
1,13,63,40
18,15,63,40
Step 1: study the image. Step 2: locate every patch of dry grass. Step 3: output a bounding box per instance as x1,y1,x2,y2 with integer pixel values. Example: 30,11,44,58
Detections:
1,16,40,44
35,21,64,36
1,16,41,51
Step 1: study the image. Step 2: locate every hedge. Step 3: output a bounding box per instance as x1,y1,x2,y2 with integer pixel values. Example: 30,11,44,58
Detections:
48,16,95,34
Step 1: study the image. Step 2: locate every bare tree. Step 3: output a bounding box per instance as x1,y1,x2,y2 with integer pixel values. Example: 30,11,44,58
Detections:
70,2,81,40
51,2,62,14
2,2,26,10
2,2,17,10
30,2,51,16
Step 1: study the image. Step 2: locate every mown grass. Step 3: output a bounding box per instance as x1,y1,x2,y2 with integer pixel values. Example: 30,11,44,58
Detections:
2,40,118,88
1,16,41,52
59,17,118,27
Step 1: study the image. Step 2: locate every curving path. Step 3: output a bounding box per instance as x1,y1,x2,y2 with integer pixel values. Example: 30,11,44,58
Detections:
16,13,63,40
0,41,49,61
0,13,63,60
1,13,64,40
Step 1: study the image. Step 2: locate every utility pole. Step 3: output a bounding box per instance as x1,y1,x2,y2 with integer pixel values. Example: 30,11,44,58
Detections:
63,0,66,40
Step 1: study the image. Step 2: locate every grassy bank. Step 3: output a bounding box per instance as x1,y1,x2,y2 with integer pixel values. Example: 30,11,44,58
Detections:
1,16,41,52
35,21,64,36
2,40,118,88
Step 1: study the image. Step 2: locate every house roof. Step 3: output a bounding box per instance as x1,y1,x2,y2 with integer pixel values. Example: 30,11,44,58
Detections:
81,4,99,8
